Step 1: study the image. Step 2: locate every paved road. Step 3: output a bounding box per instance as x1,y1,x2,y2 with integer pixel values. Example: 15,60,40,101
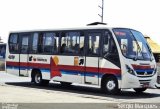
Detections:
0,72,160,109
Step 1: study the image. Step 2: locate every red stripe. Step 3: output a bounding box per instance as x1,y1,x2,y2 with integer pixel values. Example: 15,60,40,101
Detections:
28,63,50,69
6,61,121,75
6,61,19,66
6,61,50,69
100,68,121,75
59,65,85,72
132,64,152,70
58,65,121,75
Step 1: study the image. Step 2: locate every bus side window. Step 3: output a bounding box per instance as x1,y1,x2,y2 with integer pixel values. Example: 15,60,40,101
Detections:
21,36,29,54
88,33,100,56
43,32,54,53
79,35,84,54
9,34,19,53
36,32,59,54
60,32,67,53
31,33,38,53
60,32,84,55
38,33,43,53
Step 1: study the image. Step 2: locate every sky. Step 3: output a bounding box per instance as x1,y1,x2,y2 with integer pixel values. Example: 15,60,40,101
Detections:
0,0,160,44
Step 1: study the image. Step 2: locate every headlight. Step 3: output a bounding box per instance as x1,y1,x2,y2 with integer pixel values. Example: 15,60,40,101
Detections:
153,67,157,75
126,65,135,76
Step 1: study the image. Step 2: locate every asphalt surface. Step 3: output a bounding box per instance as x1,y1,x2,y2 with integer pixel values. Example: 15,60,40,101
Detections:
0,72,160,109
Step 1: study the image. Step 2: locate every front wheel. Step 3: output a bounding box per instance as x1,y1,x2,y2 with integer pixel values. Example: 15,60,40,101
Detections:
101,76,120,95
134,88,147,93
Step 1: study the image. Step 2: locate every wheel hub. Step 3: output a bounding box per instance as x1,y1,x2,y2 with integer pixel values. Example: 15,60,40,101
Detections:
106,80,116,91
35,74,41,83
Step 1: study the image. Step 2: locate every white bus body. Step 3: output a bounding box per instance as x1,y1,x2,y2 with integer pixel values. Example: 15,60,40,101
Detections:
6,27,157,94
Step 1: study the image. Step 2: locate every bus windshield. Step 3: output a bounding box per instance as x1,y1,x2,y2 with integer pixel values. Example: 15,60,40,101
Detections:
113,28,152,61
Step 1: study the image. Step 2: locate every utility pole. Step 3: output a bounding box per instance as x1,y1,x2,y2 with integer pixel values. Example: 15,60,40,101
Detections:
98,0,104,23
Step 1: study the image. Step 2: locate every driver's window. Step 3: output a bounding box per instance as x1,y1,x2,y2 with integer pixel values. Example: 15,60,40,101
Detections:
103,33,117,55
103,32,120,67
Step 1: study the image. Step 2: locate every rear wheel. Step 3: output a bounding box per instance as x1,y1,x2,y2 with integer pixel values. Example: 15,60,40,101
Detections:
32,71,49,86
134,88,147,93
101,76,120,95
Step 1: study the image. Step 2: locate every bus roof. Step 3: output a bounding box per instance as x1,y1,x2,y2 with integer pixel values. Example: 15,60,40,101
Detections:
9,26,115,34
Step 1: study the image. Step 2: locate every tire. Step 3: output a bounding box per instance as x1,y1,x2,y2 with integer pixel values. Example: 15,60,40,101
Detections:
32,71,49,86
101,76,120,95
134,88,147,93
60,82,72,86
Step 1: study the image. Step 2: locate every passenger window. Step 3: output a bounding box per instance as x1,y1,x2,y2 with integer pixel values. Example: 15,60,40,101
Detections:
88,33,100,56
21,36,29,54
60,32,84,54
43,33,54,53
31,33,38,53
9,34,19,53
37,32,59,54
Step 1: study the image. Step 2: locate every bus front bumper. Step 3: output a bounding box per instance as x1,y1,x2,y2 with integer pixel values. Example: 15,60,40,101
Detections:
121,73,157,89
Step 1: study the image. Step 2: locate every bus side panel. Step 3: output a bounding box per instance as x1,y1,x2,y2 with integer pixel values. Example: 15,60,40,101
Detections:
99,58,122,88
28,54,51,80
6,45,20,76
85,57,99,85
51,55,83,84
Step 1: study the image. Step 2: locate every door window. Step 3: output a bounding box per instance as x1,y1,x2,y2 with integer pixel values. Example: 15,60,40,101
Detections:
87,33,100,56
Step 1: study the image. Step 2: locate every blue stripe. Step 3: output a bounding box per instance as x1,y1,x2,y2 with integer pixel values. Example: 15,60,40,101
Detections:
6,66,121,79
6,66,19,69
135,69,154,72
6,66,50,73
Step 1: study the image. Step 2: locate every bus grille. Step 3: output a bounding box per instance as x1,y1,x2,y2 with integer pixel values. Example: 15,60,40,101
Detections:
136,71,153,77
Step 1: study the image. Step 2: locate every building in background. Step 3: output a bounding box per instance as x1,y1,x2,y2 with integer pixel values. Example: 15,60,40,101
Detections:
145,36,160,63
0,36,6,71
0,37,6,59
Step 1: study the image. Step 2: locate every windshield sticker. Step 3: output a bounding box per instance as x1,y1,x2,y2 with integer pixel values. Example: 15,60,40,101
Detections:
115,32,126,36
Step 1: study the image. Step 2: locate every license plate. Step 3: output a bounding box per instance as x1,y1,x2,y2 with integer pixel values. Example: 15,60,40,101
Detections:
142,83,149,88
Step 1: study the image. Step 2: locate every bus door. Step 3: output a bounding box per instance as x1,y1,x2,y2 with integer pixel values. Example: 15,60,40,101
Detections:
85,32,101,85
19,33,31,77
